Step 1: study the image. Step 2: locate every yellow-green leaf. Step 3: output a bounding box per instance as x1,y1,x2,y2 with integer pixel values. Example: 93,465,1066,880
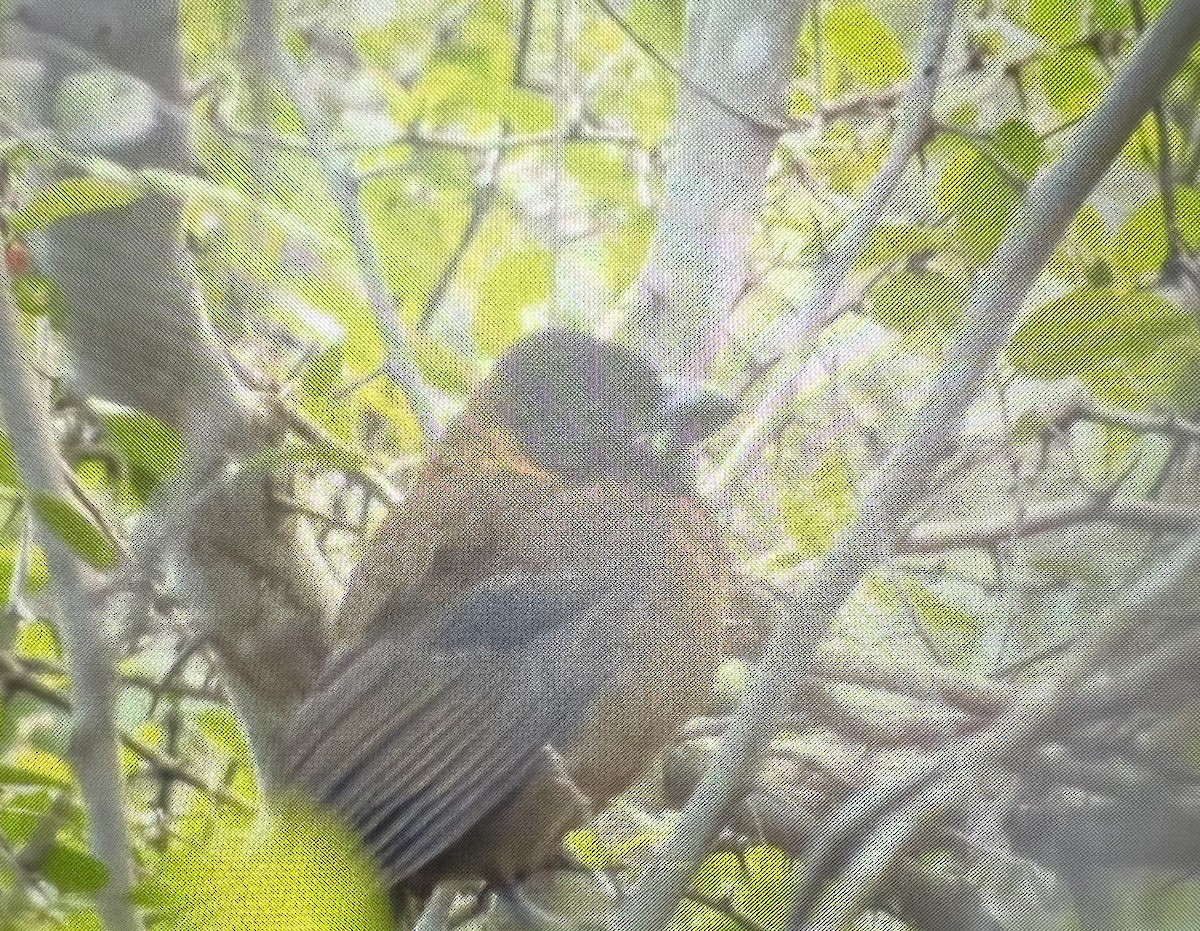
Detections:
11,178,141,234
31,492,117,570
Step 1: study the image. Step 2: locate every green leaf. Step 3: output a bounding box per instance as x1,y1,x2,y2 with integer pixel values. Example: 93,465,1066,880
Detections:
1009,289,1200,407
1110,188,1200,285
857,224,950,269
42,844,110,894
902,579,982,666
993,119,1046,180
10,748,74,790
566,147,637,205
11,178,141,234
12,273,71,329
147,803,393,931
196,707,252,764
15,619,61,660
475,244,555,354
31,493,117,570
824,3,909,88
1029,0,1083,43
865,271,969,337
1039,48,1102,118
1091,0,1134,29
1009,289,1194,378
101,410,185,502
60,910,106,931
936,142,1021,263
359,173,466,321
681,846,798,931
411,332,477,396
628,0,686,56
0,762,70,789
605,209,657,297
299,344,345,398
780,453,859,558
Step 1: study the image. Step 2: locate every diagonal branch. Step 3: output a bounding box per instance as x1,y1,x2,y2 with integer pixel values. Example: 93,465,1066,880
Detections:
0,268,141,931
718,0,959,482
612,2,1200,928
273,47,444,440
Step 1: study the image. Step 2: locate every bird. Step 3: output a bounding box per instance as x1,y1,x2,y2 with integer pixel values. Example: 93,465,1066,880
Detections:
281,328,741,904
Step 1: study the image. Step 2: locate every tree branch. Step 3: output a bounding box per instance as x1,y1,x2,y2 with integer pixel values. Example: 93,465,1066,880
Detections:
901,494,1195,553
612,2,1200,927
273,46,443,440
0,270,141,931
13,0,342,794
720,0,959,481
620,0,805,381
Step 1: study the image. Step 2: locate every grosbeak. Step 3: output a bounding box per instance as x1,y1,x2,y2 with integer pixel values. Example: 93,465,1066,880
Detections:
283,328,739,897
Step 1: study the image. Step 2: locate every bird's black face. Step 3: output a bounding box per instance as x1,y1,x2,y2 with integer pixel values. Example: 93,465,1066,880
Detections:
491,329,733,492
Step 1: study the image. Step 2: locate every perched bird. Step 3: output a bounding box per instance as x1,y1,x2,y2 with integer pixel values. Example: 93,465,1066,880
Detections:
282,328,739,898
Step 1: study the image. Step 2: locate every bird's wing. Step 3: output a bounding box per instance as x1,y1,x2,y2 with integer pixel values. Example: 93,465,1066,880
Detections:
283,564,652,884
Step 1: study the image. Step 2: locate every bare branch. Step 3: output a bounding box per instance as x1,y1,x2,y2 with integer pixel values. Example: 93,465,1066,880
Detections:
621,0,805,381
901,495,1195,553
0,270,141,931
721,0,959,480
16,653,225,704
589,0,787,133
273,47,444,440
613,3,1200,927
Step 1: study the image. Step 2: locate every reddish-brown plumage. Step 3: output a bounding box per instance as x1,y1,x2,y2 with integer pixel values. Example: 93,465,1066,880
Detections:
284,329,738,892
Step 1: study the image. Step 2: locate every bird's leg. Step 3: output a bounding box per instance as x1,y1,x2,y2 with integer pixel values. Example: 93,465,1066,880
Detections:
494,884,576,931
541,744,623,903
446,884,494,930
543,743,595,818
415,886,461,931
549,856,625,903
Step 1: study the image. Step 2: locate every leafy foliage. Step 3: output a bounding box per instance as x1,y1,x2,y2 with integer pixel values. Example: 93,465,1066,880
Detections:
2,0,1200,928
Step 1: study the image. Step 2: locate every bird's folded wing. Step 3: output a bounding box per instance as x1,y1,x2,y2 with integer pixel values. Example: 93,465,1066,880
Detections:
283,566,651,884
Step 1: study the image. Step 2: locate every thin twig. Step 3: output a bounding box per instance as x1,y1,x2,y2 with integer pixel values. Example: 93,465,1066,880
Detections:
1130,0,1186,270
16,653,225,703
417,139,506,329
274,47,443,440
900,494,1194,552
0,651,253,813
719,0,960,481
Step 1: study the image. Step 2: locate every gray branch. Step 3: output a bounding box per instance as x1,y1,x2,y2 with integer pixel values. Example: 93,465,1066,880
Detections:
0,269,140,931
621,0,805,383
612,1,1200,927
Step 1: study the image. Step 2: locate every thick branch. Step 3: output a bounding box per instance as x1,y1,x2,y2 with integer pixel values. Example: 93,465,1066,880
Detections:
613,3,1200,928
13,0,340,793
621,0,805,382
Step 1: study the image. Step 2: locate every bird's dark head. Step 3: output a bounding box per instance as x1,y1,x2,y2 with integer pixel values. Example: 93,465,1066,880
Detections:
488,329,735,493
